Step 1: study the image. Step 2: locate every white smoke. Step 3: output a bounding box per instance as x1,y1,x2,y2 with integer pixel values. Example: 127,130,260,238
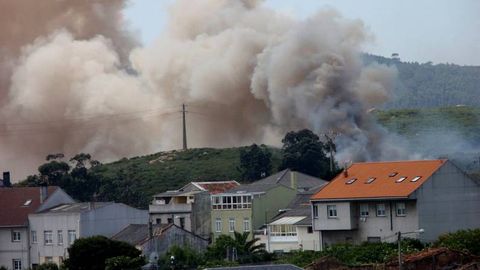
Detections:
0,0,407,179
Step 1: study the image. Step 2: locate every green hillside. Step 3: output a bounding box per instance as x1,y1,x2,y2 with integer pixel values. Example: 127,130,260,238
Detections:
363,54,480,108
93,147,282,206
88,106,480,208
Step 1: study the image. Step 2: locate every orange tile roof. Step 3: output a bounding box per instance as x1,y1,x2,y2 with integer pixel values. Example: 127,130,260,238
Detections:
311,159,447,200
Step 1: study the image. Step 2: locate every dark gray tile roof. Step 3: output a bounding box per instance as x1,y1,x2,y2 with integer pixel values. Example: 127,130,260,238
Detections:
205,264,303,270
111,223,171,246
228,169,326,193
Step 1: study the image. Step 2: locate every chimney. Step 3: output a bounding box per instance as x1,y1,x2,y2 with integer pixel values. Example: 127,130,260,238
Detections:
343,169,348,177
2,172,11,187
40,185,48,203
290,171,297,190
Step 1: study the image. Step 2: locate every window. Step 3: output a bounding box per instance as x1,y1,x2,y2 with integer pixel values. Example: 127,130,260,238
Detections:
12,259,21,270
376,204,386,217
243,218,250,232
307,226,313,234
167,218,173,224
389,172,398,177
44,231,53,245
367,237,381,243
57,230,63,245
156,218,162,224
45,257,53,263
313,204,319,218
68,230,76,245
228,218,235,232
31,230,37,244
396,177,407,183
12,231,21,242
396,202,406,216
270,224,297,237
327,205,337,218
345,178,357,185
179,217,185,229
215,218,222,232
360,204,369,217
411,176,421,182
212,195,252,209
365,177,376,184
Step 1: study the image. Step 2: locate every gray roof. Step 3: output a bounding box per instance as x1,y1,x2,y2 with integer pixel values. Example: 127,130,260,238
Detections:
269,185,326,226
228,169,326,193
111,223,172,246
205,264,303,270
38,202,112,213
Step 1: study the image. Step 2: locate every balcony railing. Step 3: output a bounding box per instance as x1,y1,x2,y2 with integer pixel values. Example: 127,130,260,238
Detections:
149,203,192,214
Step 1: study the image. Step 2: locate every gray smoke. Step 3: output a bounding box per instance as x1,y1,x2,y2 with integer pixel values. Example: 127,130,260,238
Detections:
0,0,407,179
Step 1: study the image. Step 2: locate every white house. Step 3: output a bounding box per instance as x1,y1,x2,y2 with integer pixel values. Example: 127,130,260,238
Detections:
0,186,74,270
311,159,480,248
28,202,148,266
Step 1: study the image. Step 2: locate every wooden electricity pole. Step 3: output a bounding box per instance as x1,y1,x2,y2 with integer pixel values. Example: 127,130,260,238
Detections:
182,104,187,150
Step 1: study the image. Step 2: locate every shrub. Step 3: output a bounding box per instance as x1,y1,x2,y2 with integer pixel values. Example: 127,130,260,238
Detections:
434,229,480,255
158,245,205,270
37,263,59,270
105,256,145,270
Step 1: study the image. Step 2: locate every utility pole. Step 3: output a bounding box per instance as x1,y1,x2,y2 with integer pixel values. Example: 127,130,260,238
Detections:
182,104,187,150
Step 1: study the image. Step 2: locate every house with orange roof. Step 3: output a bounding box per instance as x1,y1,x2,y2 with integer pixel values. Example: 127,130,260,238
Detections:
310,159,480,247
149,180,240,240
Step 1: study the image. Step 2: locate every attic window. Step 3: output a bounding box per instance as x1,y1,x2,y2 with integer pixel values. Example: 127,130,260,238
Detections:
395,177,407,183
389,172,398,177
411,176,422,182
23,199,32,206
365,177,376,184
345,178,357,185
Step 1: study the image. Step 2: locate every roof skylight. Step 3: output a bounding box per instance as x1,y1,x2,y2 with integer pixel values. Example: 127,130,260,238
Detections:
411,176,422,182
23,199,32,206
365,177,376,184
389,172,398,177
395,177,407,183
345,178,357,185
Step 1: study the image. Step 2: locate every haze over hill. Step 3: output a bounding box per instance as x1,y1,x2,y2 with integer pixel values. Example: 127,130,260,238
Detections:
0,0,479,180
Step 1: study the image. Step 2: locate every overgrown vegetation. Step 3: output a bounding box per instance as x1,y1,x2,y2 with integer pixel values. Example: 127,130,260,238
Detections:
434,229,480,256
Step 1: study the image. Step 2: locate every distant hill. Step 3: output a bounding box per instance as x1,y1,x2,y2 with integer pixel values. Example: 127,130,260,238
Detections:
363,54,480,108
89,107,480,208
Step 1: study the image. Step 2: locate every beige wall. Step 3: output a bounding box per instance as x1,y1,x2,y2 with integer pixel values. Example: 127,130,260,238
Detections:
211,209,252,239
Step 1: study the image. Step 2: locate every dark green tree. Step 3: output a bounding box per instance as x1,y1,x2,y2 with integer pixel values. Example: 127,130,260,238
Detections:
105,256,145,270
205,232,267,263
238,144,272,182
36,263,59,270
63,236,143,270
280,129,338,180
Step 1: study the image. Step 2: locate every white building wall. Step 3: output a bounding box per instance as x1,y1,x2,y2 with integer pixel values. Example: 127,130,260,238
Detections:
297,226,321,251
0,227,29,270
313,202,355,230
29,213,80,266
355,200,419,243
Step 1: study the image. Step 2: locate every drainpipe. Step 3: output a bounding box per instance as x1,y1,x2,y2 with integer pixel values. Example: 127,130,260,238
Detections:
389,202,393,231
27,222,31,269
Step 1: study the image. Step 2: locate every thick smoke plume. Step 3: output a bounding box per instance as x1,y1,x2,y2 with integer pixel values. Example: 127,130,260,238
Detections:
1,0,406,179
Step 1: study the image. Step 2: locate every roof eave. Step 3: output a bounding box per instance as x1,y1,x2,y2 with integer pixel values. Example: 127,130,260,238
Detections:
311,196,413,202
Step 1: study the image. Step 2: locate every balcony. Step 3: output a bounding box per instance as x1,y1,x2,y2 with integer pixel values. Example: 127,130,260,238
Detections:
149,203,192,214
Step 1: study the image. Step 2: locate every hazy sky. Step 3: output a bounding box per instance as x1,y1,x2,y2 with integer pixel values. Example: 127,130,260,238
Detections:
124,0,480,66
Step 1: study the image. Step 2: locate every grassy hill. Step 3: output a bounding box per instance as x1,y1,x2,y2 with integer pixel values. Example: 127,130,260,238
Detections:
93,146,282,206
91,106,480,208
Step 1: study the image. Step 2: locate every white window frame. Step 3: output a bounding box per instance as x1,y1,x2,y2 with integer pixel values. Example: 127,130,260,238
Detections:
44,231,53,245
243,218,250,232
68,230,76,245
327,205,337,218
12,259,21,270
228,218,235,232
313,204,319,218
212,195,252,210
269,224,297,237
31,230,37,244
376,203,386,217
215,218,222,233
360,203,369,217
12,231,21,242
396,202,406,216
57,230,63,245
